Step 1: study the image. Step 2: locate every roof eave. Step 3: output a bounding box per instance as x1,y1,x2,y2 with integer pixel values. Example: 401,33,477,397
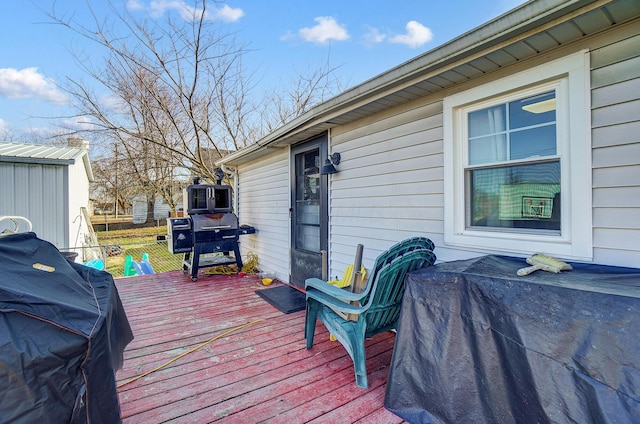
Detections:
218,0,608,166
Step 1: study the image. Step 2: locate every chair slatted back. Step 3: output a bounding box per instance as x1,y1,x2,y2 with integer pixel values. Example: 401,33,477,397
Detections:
361,248,436,337
370,237,435,277
360,237,435,304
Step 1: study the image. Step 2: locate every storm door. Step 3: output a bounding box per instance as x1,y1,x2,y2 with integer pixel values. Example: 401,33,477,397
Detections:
289,135,328,287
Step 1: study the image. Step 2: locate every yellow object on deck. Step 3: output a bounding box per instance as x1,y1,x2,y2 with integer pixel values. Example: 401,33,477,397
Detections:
327,264,367,289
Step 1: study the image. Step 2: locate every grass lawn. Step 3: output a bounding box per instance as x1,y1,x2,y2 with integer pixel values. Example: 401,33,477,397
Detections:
95,224,257,278
96,226,183,277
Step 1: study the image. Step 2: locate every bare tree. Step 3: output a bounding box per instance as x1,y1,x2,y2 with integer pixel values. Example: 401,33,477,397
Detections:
90,151,131,216
259,59,343,133
50,0,342,217
0,126,13,142
53,1,242,181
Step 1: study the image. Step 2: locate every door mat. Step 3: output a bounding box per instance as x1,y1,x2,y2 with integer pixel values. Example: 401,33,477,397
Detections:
255,285,306,314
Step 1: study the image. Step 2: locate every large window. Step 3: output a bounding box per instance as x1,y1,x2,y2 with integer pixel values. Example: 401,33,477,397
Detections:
467,89,560,232
444,51,592,260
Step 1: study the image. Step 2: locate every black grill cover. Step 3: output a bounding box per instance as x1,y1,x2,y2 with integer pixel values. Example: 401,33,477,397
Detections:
0,232,133,423
384,255,640,423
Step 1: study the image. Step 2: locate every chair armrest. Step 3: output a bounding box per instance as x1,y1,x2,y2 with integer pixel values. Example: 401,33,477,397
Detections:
305,278,366,302
306,287,366,315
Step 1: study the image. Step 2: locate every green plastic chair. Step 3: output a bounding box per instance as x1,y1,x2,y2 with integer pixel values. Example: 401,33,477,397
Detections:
368,237,434,276
305,238,436,388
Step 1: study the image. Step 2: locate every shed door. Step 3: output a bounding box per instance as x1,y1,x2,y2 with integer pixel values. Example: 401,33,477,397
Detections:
290,135,328,287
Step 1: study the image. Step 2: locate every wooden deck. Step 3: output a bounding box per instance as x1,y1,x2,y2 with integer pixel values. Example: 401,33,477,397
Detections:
114,271,406,423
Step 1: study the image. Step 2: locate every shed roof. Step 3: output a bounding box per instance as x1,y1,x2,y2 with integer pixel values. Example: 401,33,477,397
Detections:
218,0,640,166
0,142,94,181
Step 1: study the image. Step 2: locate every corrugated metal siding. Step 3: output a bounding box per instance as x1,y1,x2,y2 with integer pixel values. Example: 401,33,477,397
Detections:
237,150,290,280
328,98,445,276
0,162,67,247
590,27,640,267
0,142,93,250
0,142,84,163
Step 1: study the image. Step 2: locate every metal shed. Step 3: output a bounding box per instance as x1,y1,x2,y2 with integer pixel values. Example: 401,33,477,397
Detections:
0,141,94,251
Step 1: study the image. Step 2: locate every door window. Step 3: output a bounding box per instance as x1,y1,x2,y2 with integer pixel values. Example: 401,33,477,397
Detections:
294,149,321,252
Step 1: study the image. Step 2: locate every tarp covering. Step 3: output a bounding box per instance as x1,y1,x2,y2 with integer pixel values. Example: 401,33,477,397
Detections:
0,232,133,424
385,255,640,423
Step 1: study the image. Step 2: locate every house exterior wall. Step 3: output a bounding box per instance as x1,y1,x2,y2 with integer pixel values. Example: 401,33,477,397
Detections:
233,19,640,281
590,25,640,267
328,99,451,276
236,149,291,281
327,21,640,272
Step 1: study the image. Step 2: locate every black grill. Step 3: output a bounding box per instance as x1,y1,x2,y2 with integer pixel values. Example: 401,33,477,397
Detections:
167,179,255,281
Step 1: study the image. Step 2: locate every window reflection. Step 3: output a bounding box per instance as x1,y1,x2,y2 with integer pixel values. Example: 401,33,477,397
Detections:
468,91,556,165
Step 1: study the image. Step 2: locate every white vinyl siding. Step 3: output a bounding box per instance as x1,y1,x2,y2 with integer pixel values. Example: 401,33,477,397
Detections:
590,30,640,267
236,150,290,280
327,99,444,279
232,17,640,273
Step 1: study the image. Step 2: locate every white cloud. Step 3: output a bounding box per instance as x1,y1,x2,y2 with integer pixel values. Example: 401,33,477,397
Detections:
62,116,99,132
0,118,10,135
389,21,433,48
0,68,67,104
215,4,244,22
126,0,144,11
140,0,243,22
295,16,349,44
362,26,386,46
101,93,124,111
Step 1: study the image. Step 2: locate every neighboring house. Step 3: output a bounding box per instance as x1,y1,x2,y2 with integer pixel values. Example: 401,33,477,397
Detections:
0,140,94,252
131,195,183,223
218,0,640,286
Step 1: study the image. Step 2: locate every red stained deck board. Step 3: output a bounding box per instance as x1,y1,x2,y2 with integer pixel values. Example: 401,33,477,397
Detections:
354,401,407,424
119,330,339,416
118,315,305,382
166,337,397,423
114,271,406,423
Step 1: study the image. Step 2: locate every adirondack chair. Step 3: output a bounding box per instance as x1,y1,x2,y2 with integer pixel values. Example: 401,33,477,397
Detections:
304,238,436,388
368,237,435,275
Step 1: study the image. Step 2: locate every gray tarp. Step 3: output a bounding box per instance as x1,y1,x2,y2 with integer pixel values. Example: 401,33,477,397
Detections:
385,255,640,423
0,232,133,424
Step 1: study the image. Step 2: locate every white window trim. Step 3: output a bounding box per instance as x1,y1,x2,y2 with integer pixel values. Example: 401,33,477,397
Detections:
443,50,592,260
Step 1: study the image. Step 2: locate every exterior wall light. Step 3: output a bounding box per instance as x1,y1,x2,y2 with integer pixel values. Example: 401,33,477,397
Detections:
320,152,341,175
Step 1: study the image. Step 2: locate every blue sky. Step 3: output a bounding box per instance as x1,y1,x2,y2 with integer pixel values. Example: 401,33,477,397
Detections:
0,0,526,141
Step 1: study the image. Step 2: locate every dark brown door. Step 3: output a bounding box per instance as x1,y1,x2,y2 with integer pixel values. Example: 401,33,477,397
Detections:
289,134,328,287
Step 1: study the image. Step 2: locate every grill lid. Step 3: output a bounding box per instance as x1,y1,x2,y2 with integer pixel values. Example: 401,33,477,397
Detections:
190,213,238,232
